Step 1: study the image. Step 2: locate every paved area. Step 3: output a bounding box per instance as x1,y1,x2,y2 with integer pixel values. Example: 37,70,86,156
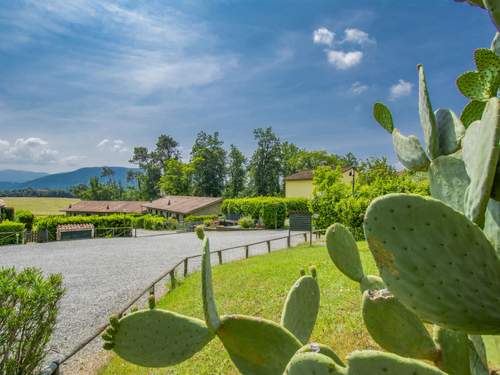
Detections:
0,230,307,370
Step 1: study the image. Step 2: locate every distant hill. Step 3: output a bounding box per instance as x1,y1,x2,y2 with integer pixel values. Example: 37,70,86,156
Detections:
0,167,139,191
0,169,49,183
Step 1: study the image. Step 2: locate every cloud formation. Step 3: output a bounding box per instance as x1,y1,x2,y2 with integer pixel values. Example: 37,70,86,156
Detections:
350,81,368,95
97,139,129,153
389,79,413,100
313,27,334,46
344,28,375,45
327,50,363,70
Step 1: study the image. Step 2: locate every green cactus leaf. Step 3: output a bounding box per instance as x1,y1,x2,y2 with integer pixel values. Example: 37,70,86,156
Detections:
475,48,500,72
346,350,446,375
457,70,497,101
418,64,440,159
392,129,431,172
484,0,500,32
461,100,487,128
373,102,394,134
201,236,220,332
295,343,344,367
428,152,470,213
362,289,438,361
364,193,500,334
284,352,342,375
435,108,465,155
469,335,490,375
484,199,500,257
111,309,214,367
281,275,320,344
433,327,470,375
463,98,500,227
217,314,302,375
326,223,364,282
491,32,500,56
359,275,386,292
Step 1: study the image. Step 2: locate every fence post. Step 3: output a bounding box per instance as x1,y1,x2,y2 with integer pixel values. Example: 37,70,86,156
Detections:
245,245,249,259
287,233,291,248
303,232,307,242
134,228,137,237
183,258,189,277
217,250,223,265
266,240,271,253
170,271,176,289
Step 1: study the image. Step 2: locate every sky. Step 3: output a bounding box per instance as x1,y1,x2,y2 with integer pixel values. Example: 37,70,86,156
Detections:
0,0,494,173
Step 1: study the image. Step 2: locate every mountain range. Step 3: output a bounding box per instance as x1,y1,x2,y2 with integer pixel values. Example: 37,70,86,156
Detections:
0,167,139,190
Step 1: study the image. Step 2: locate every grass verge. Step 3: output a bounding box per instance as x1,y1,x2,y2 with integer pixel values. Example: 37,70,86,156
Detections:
99,241,379,375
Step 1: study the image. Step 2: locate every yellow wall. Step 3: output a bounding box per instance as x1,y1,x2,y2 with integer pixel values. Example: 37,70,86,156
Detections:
285,180,314,199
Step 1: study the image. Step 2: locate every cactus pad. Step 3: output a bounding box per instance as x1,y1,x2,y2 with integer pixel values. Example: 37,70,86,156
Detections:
364,194,500,334
373,102,394,134
435,108,465,155
346,350,446,375
326,223,364,282
201,236,220,332
428,153,470,213
281,275,320,344
461,100,487,128
483,0,500,32
492,32,500,55
485,199,500,256
296,343,344,366
418,64,440,159
457,70,497,101
433,326,470,375
216,314,302,375
359,275,385,292
462,98,500,226
362,289,438,361
392,129,431,172
110,309,213,367
475,48,500,72
283,352,340,375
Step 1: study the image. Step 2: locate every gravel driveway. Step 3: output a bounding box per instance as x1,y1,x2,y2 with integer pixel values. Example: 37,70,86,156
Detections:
0,230,307,372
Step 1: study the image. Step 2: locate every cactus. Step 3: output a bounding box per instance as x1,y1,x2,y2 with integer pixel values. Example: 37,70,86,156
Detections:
418,64,441,159
280,271,320,344
201,234,221,332
435,108,465,155
295,343,344,366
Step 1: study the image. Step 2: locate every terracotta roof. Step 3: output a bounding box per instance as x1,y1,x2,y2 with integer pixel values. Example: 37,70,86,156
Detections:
61,201,147,214
57,223,95,231
143,196,222,215
0,199,5,208
286,166,355,181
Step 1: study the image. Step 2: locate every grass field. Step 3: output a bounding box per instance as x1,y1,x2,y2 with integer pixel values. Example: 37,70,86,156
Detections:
98,242,380,375
2,197,80,216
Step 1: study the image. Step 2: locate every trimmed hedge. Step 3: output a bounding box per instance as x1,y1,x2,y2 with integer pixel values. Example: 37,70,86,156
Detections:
261,201,286,229
16,210,34,231
184,215,218,223
2,207,15,221
34,215,133,238
0,221,25,245
132,215,178,230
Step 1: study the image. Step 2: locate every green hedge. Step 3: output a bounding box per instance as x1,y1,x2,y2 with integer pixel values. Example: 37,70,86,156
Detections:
184,215,218,223
0,221,25,245
2,207,15,221
222,197,310,219
16,210,34,231
34,215,133,238
132,215,178,230
261,201,287,229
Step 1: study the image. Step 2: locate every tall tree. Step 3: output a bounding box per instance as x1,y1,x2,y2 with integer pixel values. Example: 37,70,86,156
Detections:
100,167,115,183
190,131,226,197
224,145,246,197
248,127,282,196
159,159,194,196
151,134,181,169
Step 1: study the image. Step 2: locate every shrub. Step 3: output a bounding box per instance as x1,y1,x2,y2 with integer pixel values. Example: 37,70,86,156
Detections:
0,267,64,375
260,201,287,229
184,215,218,223
132,215,178,230
1,206,15,221
238,216,255,229
0,221,25,245
16,210,34,231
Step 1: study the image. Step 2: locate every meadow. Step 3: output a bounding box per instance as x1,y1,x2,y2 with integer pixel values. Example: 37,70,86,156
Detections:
3,197,80,216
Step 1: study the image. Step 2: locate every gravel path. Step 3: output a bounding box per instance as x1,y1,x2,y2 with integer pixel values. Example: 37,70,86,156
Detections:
0,230,307,373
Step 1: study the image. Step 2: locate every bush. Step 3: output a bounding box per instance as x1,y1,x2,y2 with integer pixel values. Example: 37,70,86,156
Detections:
260,201,287,229
132,215,178,230
0,221,25,245
16,210,34,231
238,216,255,229
0,267,64,374
1,206,15,221
184,215,218,223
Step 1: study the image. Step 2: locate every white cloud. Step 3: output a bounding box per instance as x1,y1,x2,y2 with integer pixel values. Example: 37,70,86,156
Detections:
97,138,128,153
389,79,413,100
0,137,59,164
344,28,375,45
313,27,334,46
327,50,363,70
350,81,368,95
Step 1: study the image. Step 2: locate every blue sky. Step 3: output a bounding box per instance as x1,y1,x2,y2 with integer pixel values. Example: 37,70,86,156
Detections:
0,0,494,172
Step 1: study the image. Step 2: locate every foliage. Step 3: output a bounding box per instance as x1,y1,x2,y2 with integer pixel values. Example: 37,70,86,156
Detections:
260,201,287,229
132,215,178,230
224,145,247,198
0,197,79,216
0,221,25,245
191,131,226,197
15,210,34,230
248,127,282,196
1,206,15,221
237,216,255,229
184,215,219,223
34,214,133,238
0,267,64,375
0,188,74,198
71,171,125,201
159,159,194,196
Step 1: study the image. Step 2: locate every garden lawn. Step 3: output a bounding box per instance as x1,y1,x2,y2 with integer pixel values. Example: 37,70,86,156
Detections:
3,197,79,216
99,242,380,375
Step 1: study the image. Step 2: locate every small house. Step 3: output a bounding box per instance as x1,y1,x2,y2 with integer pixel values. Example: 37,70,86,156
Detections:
62,201,147,216
142,196,222,222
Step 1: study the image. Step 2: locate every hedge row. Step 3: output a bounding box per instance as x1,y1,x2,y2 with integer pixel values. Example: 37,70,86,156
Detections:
16,210,34,231
34,215,134,238
131,215,178,230
184,215,218,223
0,221,25,245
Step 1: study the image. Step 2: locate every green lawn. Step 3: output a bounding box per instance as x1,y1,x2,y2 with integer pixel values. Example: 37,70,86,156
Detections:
3,197,79,216
99,242,380,375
